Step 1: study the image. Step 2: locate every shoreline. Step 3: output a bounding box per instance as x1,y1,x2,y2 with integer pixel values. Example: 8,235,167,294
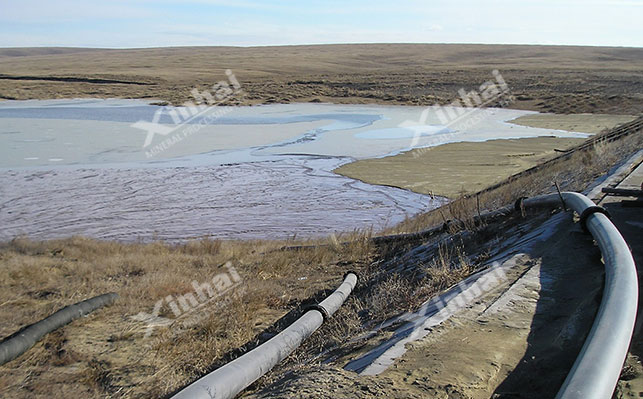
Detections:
1,94,641,116
334,113,637,198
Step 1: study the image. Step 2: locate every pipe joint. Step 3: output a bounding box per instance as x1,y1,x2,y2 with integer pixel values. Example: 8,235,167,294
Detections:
303,304,330,321
579,205,611,233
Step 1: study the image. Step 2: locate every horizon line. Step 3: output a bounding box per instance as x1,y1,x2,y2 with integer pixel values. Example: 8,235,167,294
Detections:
1,42,642,50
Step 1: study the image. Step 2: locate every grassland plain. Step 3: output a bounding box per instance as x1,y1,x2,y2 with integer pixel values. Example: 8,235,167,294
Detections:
0,44,642,114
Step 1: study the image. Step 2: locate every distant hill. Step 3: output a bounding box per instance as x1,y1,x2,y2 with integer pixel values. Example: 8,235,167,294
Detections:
0,47,105,58
0,44,641,114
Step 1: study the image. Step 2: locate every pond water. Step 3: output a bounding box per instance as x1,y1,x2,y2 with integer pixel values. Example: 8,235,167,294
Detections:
0,100,588,241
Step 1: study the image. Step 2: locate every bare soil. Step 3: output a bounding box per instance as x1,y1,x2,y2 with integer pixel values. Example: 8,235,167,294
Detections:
335,115,639,199
509,113,638,134
335,136,587,198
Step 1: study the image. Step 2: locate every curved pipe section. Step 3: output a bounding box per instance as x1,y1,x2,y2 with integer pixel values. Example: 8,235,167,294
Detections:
172,272,358,399
0,292,118,365
525,192,638,399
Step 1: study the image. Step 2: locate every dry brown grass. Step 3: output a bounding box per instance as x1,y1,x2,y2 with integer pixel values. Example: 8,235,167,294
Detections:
1,44,642,114
0,235,374,398
241,234,487,395
0,204,514,398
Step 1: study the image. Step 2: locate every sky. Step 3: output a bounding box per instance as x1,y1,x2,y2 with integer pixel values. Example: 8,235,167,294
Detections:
1,0,641,48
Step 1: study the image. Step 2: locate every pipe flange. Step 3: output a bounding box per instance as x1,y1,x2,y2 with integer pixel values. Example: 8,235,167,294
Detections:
579,206,611,233
514,197,528,213
304,304,330,321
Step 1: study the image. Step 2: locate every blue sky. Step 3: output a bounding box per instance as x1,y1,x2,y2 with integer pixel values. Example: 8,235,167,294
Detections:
1,0,641,48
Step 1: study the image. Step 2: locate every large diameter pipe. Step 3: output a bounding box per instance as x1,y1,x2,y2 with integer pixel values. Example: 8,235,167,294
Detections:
0,292,118,365
172,272,358,399
525,192,638,399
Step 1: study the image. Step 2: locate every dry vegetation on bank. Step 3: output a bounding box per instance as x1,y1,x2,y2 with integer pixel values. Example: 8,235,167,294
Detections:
0,234,374,398
1,120,641,397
